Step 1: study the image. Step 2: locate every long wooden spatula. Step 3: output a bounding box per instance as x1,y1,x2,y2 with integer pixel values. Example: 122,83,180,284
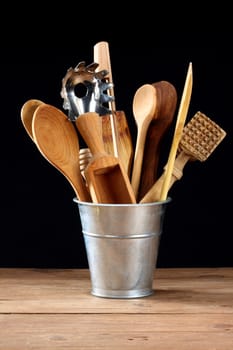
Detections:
159,62,193,201
94,41,134,176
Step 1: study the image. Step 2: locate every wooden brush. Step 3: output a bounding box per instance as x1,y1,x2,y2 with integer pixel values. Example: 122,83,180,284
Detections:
140,111,227,203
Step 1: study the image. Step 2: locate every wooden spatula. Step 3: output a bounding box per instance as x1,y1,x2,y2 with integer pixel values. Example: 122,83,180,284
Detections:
94,41,134,176
160,62,193,201
76,112,136,204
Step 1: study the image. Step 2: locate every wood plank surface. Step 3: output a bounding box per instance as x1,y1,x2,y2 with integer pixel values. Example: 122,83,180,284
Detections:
1,314,233,349
0,268,232,314
0,268,232,349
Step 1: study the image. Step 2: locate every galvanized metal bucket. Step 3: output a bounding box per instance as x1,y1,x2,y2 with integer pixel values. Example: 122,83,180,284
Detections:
73,198,171,298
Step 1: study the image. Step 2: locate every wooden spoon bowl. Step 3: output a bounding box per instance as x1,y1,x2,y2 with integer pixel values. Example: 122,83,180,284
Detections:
21,99,44,140
32,103,91,202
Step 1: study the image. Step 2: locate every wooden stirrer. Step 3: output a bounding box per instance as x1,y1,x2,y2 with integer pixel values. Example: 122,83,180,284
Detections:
159,62,193,201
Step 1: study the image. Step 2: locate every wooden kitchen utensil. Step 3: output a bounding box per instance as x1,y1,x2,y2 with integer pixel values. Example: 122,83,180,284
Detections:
159,62,193,201
94,41,134,176
131,84,157,198
32,103,91,202
21,99,44,141
101,111,134,176
76,112,136,204
138,81,177,201
79,148,92,180
140,111,227,203
94,41,118,157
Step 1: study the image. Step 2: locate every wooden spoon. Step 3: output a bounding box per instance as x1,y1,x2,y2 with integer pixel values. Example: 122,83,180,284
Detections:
20,99,92,180
76,112,136,204
21,99,44,140
131,84,157,199
137,81,177,201
32,103,91,202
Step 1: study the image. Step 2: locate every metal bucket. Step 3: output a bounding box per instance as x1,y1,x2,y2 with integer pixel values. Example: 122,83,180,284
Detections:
73,198,171,298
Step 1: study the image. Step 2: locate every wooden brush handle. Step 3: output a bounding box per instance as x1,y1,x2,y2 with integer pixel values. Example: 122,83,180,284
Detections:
140,151,190,203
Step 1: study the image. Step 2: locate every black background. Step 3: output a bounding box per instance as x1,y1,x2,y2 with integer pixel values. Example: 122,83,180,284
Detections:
2,23,233,268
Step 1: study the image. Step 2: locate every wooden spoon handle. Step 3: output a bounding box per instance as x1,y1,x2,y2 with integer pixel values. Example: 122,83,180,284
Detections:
131,123,149,195
140,151,190,203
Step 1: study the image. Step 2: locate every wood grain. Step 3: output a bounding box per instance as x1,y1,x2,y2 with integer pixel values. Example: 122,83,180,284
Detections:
0,268,232,349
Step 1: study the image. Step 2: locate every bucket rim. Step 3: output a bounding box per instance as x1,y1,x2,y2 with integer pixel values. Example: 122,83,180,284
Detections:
73,197,172,207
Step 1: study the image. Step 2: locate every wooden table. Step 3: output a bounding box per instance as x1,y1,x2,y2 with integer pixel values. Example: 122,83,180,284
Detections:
0,268,232,349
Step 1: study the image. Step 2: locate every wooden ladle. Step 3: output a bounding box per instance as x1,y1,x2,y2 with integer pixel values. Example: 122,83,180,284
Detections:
21,99,44,140
76,112,136,204
131,84,157,199
32,103,91,202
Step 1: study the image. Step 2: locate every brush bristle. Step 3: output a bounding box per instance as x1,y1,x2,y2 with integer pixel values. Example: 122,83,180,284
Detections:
179,111,226,161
